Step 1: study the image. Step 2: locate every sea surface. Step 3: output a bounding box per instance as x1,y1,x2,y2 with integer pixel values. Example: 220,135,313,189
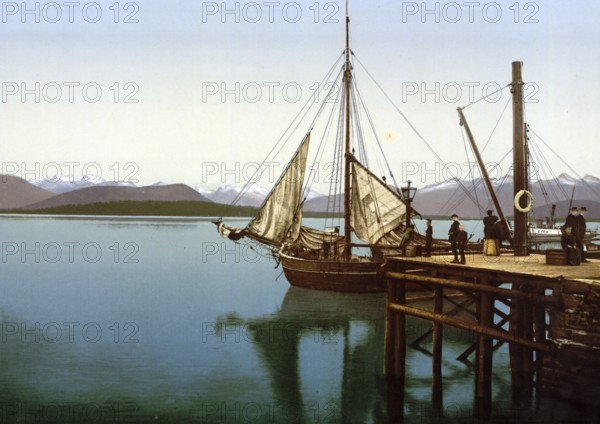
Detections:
0,215,594,423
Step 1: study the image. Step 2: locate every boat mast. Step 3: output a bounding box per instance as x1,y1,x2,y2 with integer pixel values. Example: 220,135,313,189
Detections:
512,61,529,256
457,107,513,243
343,0,352,261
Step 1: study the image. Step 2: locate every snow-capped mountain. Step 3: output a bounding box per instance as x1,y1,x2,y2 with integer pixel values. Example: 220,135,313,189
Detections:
197,184,322,207
29,175,137,194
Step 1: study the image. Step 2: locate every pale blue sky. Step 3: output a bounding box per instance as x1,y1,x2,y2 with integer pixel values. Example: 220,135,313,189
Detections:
1,1,599,192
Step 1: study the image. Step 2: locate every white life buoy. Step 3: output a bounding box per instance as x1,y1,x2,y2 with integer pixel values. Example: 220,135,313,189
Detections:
514,190,534,213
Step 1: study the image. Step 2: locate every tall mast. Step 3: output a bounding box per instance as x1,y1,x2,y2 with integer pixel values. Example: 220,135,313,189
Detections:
512,61,529,256
457,107,513,243
343,0,352,261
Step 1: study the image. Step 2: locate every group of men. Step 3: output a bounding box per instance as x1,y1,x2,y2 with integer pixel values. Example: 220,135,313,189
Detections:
561,206,589,265
422,214,468,263
421,206,590,266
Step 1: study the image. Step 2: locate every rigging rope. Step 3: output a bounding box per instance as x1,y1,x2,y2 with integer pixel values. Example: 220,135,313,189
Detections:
230,53,344,207
352,54,482,202
529,126,600,201
462,83,511,110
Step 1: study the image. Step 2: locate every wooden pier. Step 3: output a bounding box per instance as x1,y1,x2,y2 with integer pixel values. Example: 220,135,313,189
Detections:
384,253,600,419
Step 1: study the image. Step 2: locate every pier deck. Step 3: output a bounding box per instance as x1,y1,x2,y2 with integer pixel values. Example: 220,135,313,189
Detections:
383,253,600,420
386,253,600,283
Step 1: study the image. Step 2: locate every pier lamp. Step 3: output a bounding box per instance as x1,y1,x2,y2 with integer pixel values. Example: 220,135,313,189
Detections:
401,180,417,229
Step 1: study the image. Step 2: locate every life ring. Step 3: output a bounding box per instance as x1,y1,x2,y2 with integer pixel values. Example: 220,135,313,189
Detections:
514,190,534,213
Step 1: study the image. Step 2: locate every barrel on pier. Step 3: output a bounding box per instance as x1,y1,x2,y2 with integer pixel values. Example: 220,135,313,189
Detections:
483,239,500,256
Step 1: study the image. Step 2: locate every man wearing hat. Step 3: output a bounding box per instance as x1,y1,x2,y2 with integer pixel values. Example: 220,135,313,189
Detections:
424,219,433,257
565,207,584,263
561,224,581,265
565,207,580,237
483,209,499,239
448,214,460,263
578,207,590,262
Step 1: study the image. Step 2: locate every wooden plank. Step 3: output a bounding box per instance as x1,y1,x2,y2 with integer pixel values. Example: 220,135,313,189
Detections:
388,303,552,353
386,272,559,305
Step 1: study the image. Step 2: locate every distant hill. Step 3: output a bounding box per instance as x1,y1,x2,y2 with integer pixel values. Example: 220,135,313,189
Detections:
22,184,212,210
3,171,599,219
411,173,600,219
6,201,339,218
198,184,323,207
0,175,56,209
303,193,344,213
31,175,137,194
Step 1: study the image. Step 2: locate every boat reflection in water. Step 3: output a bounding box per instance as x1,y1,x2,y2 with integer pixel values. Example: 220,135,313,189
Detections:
209,286,387,423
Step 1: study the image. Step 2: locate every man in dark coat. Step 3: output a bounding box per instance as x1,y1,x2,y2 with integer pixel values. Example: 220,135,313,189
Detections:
456,224,468,264
565,207,580,238
448,214,460,263
561,225,581,265
424,219,433,257
483,210,498,239
578,206,590,262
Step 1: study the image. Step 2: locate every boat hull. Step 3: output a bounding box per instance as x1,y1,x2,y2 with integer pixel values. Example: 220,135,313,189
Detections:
280,253,386,293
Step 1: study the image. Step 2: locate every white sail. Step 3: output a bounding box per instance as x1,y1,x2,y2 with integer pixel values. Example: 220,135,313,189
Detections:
246,134,310,245
350,160,407,245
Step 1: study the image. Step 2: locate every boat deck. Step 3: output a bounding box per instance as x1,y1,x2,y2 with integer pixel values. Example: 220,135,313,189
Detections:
386,253,600,284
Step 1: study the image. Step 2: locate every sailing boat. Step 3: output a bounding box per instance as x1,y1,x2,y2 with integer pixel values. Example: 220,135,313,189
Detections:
214,5,419,292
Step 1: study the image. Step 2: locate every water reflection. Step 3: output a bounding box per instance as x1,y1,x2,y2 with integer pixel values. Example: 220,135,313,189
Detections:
210,287,387,423
1,216,593,423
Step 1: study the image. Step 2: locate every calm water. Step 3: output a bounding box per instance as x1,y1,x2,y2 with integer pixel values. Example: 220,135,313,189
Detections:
0,216,593,423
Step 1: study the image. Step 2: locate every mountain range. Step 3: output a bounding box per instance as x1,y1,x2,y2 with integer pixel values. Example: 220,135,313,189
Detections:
2,173,599,219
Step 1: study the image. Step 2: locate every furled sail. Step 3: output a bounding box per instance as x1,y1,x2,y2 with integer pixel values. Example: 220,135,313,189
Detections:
293,225,345,255
245,133,311,245
350,160,407,245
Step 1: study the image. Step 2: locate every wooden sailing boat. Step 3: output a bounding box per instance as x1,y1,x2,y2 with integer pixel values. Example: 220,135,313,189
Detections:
214,4,417,292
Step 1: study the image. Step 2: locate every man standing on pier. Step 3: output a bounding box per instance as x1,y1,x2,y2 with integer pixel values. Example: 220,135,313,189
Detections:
483,209,498,239
456,224,468,264
565,207,585,263
448,214,460,263
578,206,590,263
424,219,433,257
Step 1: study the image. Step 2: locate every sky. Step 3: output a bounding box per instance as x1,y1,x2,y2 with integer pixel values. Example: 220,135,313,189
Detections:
1,0,599,194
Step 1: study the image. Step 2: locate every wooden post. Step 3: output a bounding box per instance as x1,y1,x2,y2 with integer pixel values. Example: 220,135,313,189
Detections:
522,286,535,396
534,288,546,389
512,61,529,256
475,287,493,419
509,282,524,401
394,279,406,378
432,284,443,411
385,278,397,376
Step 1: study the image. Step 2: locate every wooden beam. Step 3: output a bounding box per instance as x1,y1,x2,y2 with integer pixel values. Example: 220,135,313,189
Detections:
387,272,559,305
387,303,552,353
